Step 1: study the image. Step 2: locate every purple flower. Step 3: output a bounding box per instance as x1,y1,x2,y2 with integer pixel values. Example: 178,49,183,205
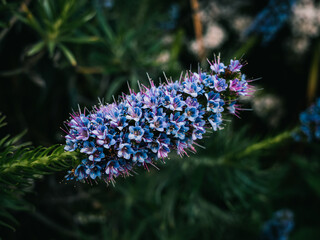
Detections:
157,144,170,159
127,107,142,122
228,59,242,72
214,77,228,92
209,55,226,74
169,96,185,111
75,127,89,141
92,125,108,140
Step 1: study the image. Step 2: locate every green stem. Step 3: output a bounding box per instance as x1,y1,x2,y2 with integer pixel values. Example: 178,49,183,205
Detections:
186,128,297,169
235,129,295,159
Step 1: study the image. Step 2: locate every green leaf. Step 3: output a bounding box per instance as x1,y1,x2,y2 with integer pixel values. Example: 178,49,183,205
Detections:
96,8,113,41
61,36,100,44
58,44,77,66
47,40,55,57
41,0,53,21
26,41,45,56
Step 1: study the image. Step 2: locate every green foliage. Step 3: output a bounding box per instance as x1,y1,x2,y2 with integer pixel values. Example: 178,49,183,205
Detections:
0,114,79,230
13,0,97,65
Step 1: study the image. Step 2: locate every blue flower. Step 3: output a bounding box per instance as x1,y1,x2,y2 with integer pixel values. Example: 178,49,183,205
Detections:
149,141,160,153
86,164,102,180
132,150,148,163
105,160,121,176
209,55,226,74
80,141,97,155
149,116,167,132
88,147,105,162
214,77,228,92
142,128,154,142
261,209,294,240
157,143,170,159
96,133,116,149
295,97,320,142
75,127,89,141
175,125,189,140
127,107,142,122
245,0,296,44
74,160,89,180
183,82,203,97
208,114,223,131
205,92,224,113
117,143,135,159
184,107,199,122
169,96,185,111
128,126,145,142
92,125,108,140
64,139,78,152
166,121,179,135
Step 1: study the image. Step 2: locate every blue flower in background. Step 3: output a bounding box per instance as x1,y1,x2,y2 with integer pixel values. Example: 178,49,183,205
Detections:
261,209,294,240
295,97,320,142
245,0,297,44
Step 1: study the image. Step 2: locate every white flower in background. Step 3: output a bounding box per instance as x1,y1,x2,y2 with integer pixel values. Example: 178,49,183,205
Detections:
190,23,226,53
287,0,320,54
252,94,284,127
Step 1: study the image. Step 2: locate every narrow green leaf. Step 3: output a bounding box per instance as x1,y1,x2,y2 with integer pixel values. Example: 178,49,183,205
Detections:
96,8,113,40
26,42,45,56
47,40,55,57
0,219,16,231
42,0,53,20
61,36,100,44
58,44,77,66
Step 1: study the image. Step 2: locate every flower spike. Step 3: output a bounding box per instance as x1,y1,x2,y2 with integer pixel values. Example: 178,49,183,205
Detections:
63,56,254,183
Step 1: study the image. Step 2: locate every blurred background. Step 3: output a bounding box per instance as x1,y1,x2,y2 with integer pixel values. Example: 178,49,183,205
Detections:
0,0,319,239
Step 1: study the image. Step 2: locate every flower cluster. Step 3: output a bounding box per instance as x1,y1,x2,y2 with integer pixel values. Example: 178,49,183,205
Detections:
63,56,254,183
295,98,320,142
260,209,294,240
